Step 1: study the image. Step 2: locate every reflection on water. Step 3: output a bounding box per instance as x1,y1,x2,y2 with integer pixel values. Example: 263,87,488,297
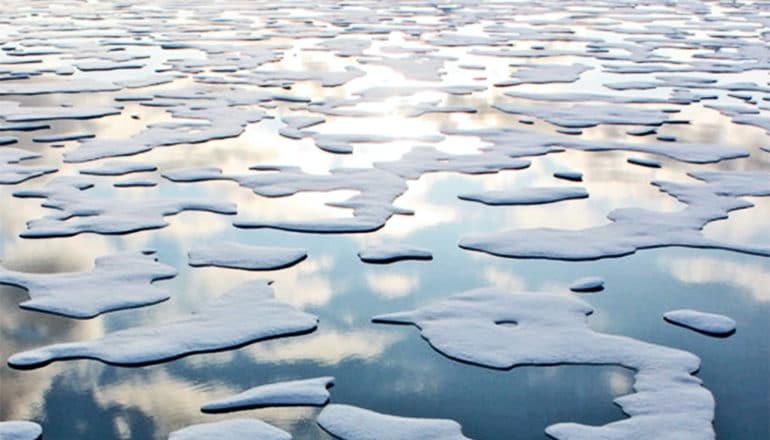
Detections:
1,0,769,439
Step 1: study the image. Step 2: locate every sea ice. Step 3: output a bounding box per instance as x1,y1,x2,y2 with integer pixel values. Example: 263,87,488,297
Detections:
373,288,715,439
189,242,307,271
0,148,56,184
168,419,290,440
358,244,432,264
553,170,583,182
14,176,236,237
0,251,175,318
201,377,334,413
317,404,471,440
80,161,157,176
569,276,605,292
8,279,318,368
460,171,770,260
458,187,588,206
0,421,42,440
627,157,662,168
663,309,736,336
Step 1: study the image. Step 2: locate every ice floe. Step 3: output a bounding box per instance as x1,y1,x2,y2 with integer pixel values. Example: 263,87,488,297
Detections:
201,376,334,413
0,251,175,318
570,276,605,293
8,279,318,368
358,244,432,264
460,171,770,260
374,288,715,439
14,176,236,237
458,187,588,206
0,421,42,440
168,419,290,440
188,242,307,271
79,161,157,176
0,148,56,184
663,309,736,336
317,404,471,440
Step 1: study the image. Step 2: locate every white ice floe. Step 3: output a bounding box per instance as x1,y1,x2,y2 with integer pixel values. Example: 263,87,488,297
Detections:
570,276,605,292
458,187,588,206
374,288,715,440
504,63,591,85
627,157,662,168
189,242,307,270
0,421,42,440
443,127,748,164
168,419,290,440
201,377,334,413
14,176,236,237
0,148,56,184
493,102,671,128
663,309,736,336
0,251,175,318
358,244,432,264
80,161,157,176
553,170,583,182
8,279,318,368
317,404,471,440
460,171,770,260
1,102,122,122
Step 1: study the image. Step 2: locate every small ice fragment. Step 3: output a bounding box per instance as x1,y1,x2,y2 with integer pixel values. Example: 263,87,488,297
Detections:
188,242,307,270
570,276,605,292
627,157,661,168
201,377,334,413
358,244,432,264
664,309,736,336
317,404,471,440
554,170,583,182
0,421,42,440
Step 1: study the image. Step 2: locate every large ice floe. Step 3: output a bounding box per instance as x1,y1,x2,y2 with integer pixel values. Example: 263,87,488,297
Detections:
317,404,471,440
0,251,175,318
201,376,334,413
168,419,290,440
13,176,236,238
0,421,42,440
188,242,307,271
460,171,770,260
373,288,715,439
8,280,317,368
663,310,736,337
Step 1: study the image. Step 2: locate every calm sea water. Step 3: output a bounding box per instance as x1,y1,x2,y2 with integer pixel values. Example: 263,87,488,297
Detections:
1,2,768,439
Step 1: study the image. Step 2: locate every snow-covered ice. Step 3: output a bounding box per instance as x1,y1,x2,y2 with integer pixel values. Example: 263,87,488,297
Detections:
664,309,736,336
8,279,318,368
458,187,588,206
168,419,290,440
189,242,307,271
201,376,334,413
358,244,432,264
374,288,715,439
0,421,42,440
570,276,605,292
317,404,471,440
0,251,175,318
